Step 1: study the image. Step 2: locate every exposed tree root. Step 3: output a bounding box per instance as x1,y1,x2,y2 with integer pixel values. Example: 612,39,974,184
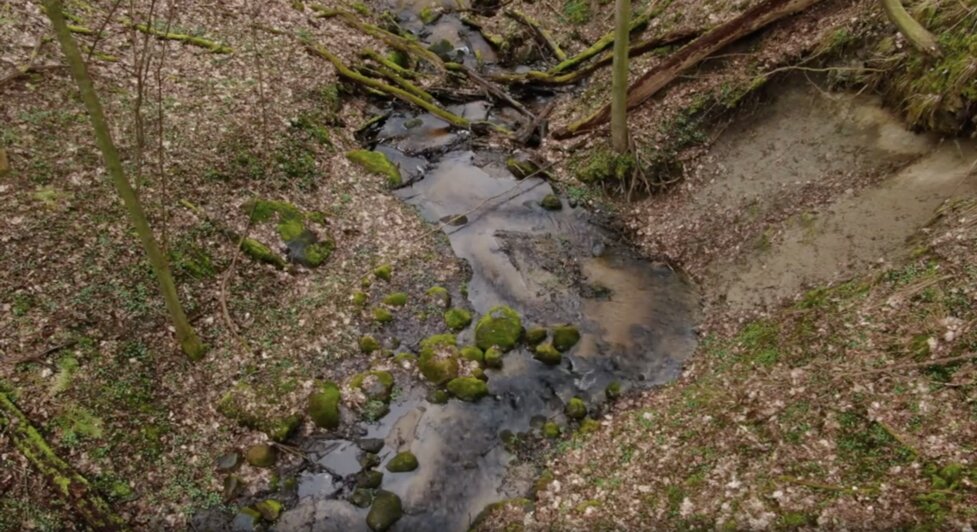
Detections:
555,0,824,138
505,9,567,61
879,0,941,56
129,23,232,53
0,390,127,530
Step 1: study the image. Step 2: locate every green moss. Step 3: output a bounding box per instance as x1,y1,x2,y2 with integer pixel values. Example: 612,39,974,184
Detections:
524,327,547,346
605,381,622,400
373,307,394,324
350,371,395,402
356,469,384,489
446,377,489,401
352,291,369,306
565,397,587,420
217,383,302,441
349,487,373,508
426,286,451,308
444,308,473,331
506,156,547,179
418,6,439,23
367,490,403,531
484,346,503,369
474,305,523,351
578,417,600,434
542,421,561,438
362,400,390,421
245,198,303,223
427,388,450,404
534,343,562,365
551,324,580,352
245,444,277,467
575,147,635,184
304,240,334,267
347,150,402,187
563,0,591,24
241,237,286,269
540,194,562,210
461,345,485,363
373,264,393,281
386,451,419,472
308,381,341,429
255,499,283,521
276,217,305,241
383,292,408,306
418,334,460,384
359,335,380,354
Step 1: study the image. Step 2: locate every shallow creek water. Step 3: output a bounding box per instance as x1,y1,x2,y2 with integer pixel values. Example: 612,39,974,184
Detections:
271,5,701,532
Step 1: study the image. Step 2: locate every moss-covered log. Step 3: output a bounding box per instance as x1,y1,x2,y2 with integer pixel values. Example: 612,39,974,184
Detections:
129,22,232,53
0,391,127,530
556,0,823,138
360,49,419,79
879,0,940,56
505,9,567,61
304,40,470,128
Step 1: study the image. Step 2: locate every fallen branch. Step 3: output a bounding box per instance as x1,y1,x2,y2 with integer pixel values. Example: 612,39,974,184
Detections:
852,352,977,376
129,22,232,53
879,0,941,56
445,62,534,119
505,9,567,61
361,48,419,80
0,390,127,530
555,0,824,138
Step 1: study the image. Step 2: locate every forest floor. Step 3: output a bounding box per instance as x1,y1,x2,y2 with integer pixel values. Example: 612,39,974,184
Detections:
1,0,976,529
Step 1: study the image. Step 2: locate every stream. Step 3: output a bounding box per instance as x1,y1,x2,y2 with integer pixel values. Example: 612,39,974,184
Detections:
271,4,701,531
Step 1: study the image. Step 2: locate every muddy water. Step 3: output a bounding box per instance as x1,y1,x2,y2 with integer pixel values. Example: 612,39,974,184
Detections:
275,6,700,532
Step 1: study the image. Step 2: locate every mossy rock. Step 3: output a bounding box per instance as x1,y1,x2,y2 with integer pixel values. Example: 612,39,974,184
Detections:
474,305,522,351
245,444,277,468
255,499,283,521
233,507,262,529
347,150,402,187
444,308,472,331
542,421,561,438
418,334,460,385
471,367,487,381
362,399,390,422
244,198,303,223
241,237,286,269
575,147,635,184
386,451,418,472
373,264,393,281
356,469,384,489
383,292,408,306
373,307,393,324
217,384,301,441
304,240,334,267
427,388,450,404
605,381,622,400
359,335,381,354
506,155,544,179
565,397,587,420
446,377,489,402
484,346,503,369
539,194,562,211
367,490,403,531
425,286,451,308
350,371,395,402
460,345,485,363
551,324,580,352
578,417,600,434
350,488,374,508
394,352,416,365
352,291,369,306
524,327,547,346
308,381,342,429
360,452,381,469
533,343,562,365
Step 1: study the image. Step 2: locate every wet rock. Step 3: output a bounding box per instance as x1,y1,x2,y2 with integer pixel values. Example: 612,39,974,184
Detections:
347,150,402,188
540,194,562,211
308,381,341,429
222,474,245,502
232,506,262,531
542,421,561,438
605,381,622,400
359,335,380,354
358,438,385,453
426,285,451,308
418,334,460,384
484,346,503,369
355,469,384,489
533,343,562,365
447,377,489,402
373,264,393,281
362,400,390,422
386,451,419,472
367,490,403,531
427,388,450,404
245,444,277,468
349,488,374,508
506,153,544,179
351,371,395,403
428,39,456,61
524,327,547,346
254,499,282,521
216,451,242,472
444,308,473,331
474,305,523,352
276,499,368,532
565,397,587,420
359,452,381,469
552,324,580,352
382,292,407,306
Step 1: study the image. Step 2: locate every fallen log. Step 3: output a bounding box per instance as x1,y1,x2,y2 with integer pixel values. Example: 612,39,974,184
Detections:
129,22,232,53
505,9,567,61
0,390,127,530
555,0,824,138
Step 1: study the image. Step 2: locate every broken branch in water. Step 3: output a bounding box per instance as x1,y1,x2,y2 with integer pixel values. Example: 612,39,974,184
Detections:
445,62,535,120
555,0,824,138
505,9,567,61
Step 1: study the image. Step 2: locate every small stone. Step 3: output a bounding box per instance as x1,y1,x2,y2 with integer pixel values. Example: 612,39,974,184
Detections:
565,397,587,420
524,327,547,346
358,438,385,453
349,488,374,508
308,381,342,429
447,377,489,402
359,452,381,469
386,451,419,472
373,264,393,281
540,194,562,210
367,490,403,531
427,389,450,404
359,335,380,353
533,343,562,365
245,444,277,468
542,421,561,438
254,499,283,521
355,469,384,489
216,451,242,472
222,475,245,502
605,381,622,400
444,308,473,331
232,507,262,530
579,417,601,434
551,324,580,352
426,286,451,308
474,306,522,351
383,292,408,306
484,347,503,369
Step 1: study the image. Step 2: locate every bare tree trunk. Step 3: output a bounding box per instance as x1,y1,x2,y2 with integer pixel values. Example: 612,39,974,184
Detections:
611,0,631,152
42,0,205,360
879,0,941,56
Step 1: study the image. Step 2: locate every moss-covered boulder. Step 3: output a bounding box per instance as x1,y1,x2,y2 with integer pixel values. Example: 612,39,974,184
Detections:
217,383,302,441
308,381,342,429
552,324,581,352
444,308,472,331
474,306,522,351
426,286,451,308
373,264,393,281
542,421,561,438
565,397,587,420
460,345,485,363
367,490,403,531
447,377,489,401
356,469,384,489
373,307,393,324
351,371,395,402
540,194,562,211
347,150,402,187
255,499,283,521
359,335,380,354
418,334,460,385
533,343,562,365
524,327,547,346
245,444,277,468
386,451,418,472
383,292,408,306
484,346,503,369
